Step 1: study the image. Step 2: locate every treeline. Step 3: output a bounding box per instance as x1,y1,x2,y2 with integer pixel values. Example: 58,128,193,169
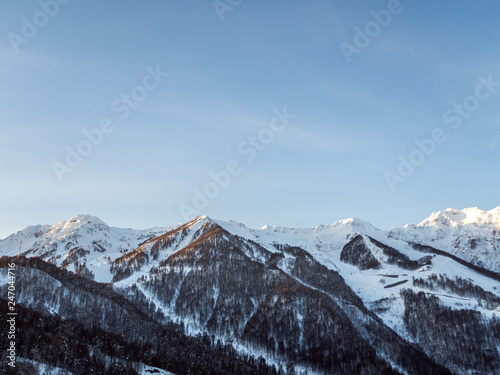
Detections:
413,273,500,309
110,227,189,282
368,237,421,270
409,242,500,282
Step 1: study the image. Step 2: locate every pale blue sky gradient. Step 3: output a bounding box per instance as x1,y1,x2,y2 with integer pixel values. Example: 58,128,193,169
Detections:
1,0,499,237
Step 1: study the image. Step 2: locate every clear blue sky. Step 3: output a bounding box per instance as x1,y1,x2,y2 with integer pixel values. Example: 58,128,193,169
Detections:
1,0,499,238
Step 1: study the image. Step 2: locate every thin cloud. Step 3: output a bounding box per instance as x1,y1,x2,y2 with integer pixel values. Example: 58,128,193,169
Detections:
281,127,360,154
0,47,47,65
488,137,500,149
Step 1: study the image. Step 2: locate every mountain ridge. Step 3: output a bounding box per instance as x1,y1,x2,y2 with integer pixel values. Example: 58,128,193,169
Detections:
3,205,499,243
2,205,499,276
1,206,500,374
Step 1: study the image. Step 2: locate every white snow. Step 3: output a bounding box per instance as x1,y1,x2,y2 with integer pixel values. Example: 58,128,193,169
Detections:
1,208,499,350
389,206,500,273
139,364,175,375
16,357,73,375
0,214,177,283
212,211,500,341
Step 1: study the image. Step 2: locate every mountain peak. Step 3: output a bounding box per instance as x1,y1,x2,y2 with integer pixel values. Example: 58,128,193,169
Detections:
49,214,110,236
330,217,380,233
418,206,500,227
190,215,214,225
67,214,103,224
178,215,219,231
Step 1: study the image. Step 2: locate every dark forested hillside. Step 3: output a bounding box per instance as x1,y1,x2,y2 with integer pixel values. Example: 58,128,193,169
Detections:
402,289,500,374
0,256,281,375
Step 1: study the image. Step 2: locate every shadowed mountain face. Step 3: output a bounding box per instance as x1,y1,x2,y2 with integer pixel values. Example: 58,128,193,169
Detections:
0,256,278,375
1,209,500,374
340,234,381,270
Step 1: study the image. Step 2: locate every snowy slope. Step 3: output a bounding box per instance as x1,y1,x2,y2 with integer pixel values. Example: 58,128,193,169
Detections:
3,207,497,283
388,206,500,273
1,208,500,374
212,215,500,341
2,210,499,322
0,224,52,255
17,358,73,375
0,214,175,282
111,215,219,286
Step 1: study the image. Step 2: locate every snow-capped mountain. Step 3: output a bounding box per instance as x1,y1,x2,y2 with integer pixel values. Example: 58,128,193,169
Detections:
388,206,500,273
1,207,499,374
0,214,175,282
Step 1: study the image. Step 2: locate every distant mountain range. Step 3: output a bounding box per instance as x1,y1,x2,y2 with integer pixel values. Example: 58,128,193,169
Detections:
1,206,499,374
